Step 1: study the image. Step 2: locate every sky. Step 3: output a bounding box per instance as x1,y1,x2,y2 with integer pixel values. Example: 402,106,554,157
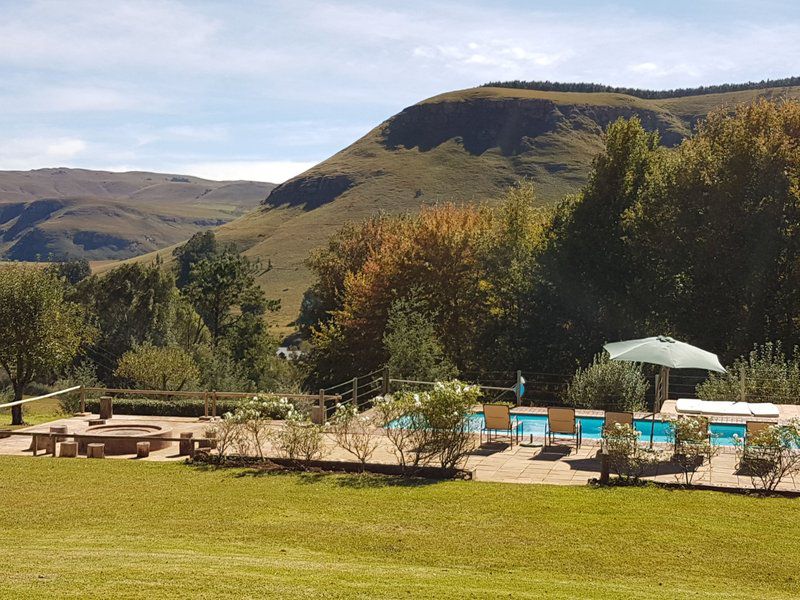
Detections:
1,0,799,183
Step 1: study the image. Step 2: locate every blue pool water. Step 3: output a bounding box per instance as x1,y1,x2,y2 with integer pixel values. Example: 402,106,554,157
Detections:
469,413,745,446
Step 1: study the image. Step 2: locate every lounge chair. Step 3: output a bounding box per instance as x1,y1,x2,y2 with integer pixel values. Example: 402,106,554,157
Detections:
545,407,582,449
481,403,522,446
738,421,774,471
602,411,634,437
744,421,771,446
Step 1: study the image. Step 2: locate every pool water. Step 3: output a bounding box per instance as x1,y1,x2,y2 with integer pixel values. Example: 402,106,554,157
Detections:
469,413,745,446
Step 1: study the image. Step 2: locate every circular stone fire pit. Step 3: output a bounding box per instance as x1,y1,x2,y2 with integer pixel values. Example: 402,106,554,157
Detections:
78,423,173,455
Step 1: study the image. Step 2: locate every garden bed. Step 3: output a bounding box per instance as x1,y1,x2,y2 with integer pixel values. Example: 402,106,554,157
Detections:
192,451,473,480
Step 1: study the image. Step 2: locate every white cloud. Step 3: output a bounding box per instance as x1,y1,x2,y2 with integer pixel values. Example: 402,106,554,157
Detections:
46,139,87,159
1,1,800,175
0,136,88,169
177,160,319,183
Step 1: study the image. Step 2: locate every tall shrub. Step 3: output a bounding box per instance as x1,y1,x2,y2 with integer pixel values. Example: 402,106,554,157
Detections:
697,342,800,404
565,352,648,411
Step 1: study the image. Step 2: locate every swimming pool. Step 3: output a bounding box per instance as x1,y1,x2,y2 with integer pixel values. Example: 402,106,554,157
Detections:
469,413,746,446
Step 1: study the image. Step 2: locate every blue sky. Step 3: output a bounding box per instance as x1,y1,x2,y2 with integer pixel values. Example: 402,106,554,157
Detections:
1,0,799,183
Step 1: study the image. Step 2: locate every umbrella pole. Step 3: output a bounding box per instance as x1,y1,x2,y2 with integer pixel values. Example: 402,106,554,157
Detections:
650,373,657,448
650,367,669,448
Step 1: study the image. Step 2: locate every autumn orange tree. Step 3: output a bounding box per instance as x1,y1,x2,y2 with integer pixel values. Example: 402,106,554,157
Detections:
304,184,549,385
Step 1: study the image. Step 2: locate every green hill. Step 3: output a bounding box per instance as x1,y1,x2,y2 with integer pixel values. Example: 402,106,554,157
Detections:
0,168,275,261
107,84,800,327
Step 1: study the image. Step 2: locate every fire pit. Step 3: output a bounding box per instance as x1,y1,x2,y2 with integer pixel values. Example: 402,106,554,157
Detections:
78,423,173,455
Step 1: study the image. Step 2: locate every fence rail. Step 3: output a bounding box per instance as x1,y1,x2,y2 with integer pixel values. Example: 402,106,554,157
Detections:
0,385,81,410
79,387,342,419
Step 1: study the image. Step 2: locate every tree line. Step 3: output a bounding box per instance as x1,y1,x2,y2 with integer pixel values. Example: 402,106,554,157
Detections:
0,232,298,424
481,76,800,99
300,99,800,387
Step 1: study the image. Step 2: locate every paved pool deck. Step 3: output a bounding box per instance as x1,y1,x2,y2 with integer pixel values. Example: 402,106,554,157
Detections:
1,411,798,492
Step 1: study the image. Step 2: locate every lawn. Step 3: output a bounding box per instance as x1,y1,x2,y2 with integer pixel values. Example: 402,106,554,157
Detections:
1,458,799,598
0,397,65,430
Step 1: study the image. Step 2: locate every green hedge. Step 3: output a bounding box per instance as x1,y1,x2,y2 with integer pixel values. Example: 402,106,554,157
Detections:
84,397,244,418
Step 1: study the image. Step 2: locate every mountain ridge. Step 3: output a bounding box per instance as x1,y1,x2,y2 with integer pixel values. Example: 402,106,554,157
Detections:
100,84,800,327
0,168,275,261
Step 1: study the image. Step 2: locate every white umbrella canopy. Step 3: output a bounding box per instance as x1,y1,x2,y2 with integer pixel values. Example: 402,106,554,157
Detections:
603,336,725,447
603,336,726,373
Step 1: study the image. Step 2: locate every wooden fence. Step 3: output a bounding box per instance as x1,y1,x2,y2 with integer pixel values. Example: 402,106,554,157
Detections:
79,387,342,420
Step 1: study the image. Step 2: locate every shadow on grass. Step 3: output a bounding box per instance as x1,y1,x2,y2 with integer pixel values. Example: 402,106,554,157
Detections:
191,461,443,488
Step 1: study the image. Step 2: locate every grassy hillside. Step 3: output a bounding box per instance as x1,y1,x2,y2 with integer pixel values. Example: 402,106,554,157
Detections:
0,168,275,261
2,457,799,598
103,85,800,327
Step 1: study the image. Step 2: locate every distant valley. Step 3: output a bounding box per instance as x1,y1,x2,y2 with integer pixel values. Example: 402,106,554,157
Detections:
0,168,275,261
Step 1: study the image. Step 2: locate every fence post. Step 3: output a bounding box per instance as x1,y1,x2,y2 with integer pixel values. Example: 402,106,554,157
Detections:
599,445,610,485
212,391,217,418
319,389,326,424
203,391,209,418
515,370,523,406
381,366,389,396
79,385,86,414
739,370,746,403
352,377,358,409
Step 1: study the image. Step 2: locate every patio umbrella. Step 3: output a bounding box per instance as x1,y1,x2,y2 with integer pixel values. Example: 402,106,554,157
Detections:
602,336,726,445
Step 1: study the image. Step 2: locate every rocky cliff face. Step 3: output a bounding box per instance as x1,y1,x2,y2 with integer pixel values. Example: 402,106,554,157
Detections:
384,97,686,154
263,173,355,210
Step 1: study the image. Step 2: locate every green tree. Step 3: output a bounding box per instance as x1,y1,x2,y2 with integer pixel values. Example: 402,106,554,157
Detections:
0,265,92,424
114,344,200,391
628,100,800,358
534,117,664,368
173,230,219,289
383,294,457,382
184,250,278,349
45,258,91,285
75,263,176,381
477,181,550,369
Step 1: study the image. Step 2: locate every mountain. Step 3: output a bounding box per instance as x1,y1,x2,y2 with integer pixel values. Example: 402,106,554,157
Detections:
0,168,275,261
108,84,800,326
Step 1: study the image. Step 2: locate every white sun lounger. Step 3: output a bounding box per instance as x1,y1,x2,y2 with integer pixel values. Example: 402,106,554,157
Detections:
675,398,779,418
749,402,780,418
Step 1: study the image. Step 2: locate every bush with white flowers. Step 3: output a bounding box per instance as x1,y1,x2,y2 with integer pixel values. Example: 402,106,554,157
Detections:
602,422,660,483
378,379,482,471
733,420,800,492
329,402,380,471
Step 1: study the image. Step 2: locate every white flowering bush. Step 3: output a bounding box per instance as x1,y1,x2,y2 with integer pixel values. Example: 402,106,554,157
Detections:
212,395,298,462
382,379,482,471
603,423,660,483
204,418,245,465
669,416,718,485
374,393,426,471
236,394,298,421
329,402,380,471
733,420,800,492
274,412,328,467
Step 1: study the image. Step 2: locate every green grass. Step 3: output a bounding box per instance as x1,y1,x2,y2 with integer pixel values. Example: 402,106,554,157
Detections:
1,458,799,598
0,397,64,430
